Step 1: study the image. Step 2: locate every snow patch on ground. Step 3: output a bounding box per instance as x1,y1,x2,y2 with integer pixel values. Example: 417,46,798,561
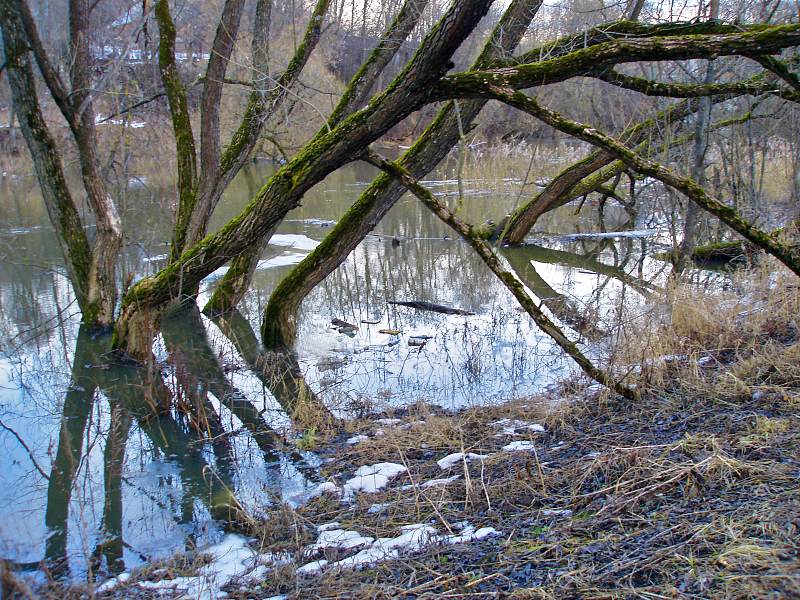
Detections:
421,474,461,488
310,463,408,500
502,440,537,452
346,434,369,445
297,522,501,575
437,452,489,470
343,462,408,499
95,534,285,599
309,528,374,552
492,418,546,437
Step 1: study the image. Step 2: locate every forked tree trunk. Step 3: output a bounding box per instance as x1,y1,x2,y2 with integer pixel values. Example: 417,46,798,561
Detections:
259,0,541,349
205,0,430,315
114,0,496,359
0,1,94,316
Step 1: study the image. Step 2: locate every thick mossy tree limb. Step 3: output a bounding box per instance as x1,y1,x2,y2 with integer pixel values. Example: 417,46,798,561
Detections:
115,0,495,358
490,88,800,277
205,0,425,315
502,20,783,68
364,149,639,401
259,0,542,349
434,24,800,98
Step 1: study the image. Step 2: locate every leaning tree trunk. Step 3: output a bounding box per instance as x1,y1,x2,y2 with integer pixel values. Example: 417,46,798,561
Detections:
205,0,429,315
114,0,496,359
260,0,541,349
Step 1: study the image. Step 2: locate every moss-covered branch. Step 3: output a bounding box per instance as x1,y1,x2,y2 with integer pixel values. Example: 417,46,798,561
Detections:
155,0,198,263
491,87,800,277
597,68,800,100
504,19,778,67
436,24,800,99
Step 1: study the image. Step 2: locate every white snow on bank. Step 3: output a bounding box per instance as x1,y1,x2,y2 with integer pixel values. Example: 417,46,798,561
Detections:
346,434,369,445
541,508,573,517
309,462,408,500
95,572,130,592
297,522,501,575
343,462,407,499
95,534,285,599
437,452,489,470
309,528,374,552
311,481,340,496
502,440,537,452
421,474,461,488
492,418,546,437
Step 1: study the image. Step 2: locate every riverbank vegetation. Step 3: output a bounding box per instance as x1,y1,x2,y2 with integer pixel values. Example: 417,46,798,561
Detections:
2,0,800,595
8,262,796,598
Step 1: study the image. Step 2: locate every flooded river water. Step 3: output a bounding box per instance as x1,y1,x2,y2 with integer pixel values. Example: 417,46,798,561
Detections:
0,152,698,579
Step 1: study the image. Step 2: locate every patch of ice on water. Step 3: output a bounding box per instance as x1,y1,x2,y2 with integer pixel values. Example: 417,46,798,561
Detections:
269,234,320,251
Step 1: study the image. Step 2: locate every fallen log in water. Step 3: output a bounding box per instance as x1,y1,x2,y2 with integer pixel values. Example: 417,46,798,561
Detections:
388,300,475,315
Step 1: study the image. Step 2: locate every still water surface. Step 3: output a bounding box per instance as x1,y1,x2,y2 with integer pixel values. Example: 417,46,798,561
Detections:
0,154,679,578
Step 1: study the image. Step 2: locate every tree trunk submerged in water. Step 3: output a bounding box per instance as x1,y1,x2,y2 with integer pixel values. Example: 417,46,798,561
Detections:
114,0,496,359
0,0,121,328
260,0,542,350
